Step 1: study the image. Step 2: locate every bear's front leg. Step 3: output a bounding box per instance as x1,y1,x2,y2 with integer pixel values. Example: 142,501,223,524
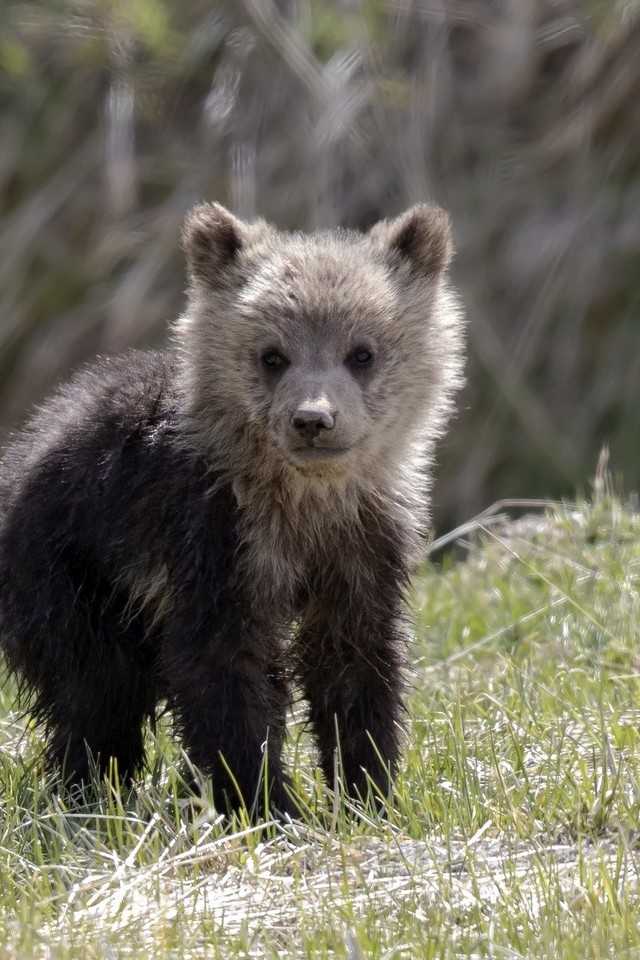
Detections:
160,606,291,819
295,576,406,806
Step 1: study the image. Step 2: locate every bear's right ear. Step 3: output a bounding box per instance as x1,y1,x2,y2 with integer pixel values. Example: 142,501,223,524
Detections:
182,202,247,287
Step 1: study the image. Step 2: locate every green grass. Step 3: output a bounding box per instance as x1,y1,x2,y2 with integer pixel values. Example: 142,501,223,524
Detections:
1,490,639,958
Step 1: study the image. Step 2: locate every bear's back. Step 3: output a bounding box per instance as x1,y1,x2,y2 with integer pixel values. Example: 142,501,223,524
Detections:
0,350,239,622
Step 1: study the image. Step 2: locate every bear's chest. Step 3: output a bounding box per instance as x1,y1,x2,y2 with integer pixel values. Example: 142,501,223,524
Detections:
236,499,360,608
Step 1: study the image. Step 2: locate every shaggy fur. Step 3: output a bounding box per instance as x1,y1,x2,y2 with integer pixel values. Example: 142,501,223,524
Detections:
0,202,465,816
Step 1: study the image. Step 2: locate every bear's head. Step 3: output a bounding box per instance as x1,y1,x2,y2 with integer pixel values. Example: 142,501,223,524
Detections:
176,203,464,491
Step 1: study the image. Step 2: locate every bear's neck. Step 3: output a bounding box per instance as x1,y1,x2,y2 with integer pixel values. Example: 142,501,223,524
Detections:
229,453,425,606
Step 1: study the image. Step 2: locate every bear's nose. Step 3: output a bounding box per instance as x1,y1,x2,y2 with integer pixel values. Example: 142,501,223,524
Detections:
292,405,335,439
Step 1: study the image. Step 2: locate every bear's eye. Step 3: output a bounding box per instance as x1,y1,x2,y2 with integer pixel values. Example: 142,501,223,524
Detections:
347,346,374,370
261,348,288,372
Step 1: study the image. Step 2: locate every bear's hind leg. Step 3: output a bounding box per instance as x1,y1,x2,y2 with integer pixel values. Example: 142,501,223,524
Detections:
23,575,157,788
42,645,157,788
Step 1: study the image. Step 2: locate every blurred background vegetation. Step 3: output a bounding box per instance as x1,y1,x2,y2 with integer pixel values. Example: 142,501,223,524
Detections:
0,0,638,527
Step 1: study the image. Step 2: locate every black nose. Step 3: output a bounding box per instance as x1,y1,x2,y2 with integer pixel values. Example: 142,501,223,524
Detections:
292,406,335,440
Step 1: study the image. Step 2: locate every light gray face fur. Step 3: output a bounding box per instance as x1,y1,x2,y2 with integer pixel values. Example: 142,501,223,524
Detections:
176,202,465,503
235,245,405,476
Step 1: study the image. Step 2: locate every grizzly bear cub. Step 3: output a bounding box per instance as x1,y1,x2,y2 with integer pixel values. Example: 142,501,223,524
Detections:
0,202,465,816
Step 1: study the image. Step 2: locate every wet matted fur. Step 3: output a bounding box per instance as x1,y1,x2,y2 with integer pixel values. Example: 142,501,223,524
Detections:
0,203,465,816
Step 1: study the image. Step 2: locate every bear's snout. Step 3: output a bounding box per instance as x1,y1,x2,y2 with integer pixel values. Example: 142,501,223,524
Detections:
291,401,336,440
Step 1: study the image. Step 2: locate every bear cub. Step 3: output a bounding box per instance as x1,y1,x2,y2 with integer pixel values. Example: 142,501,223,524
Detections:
0,202,465,816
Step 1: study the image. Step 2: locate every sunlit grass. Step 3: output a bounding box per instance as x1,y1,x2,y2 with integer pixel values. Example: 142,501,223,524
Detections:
1,493,639,958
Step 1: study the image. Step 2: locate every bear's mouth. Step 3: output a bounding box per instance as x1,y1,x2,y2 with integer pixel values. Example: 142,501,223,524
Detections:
281,442,354,471
289,445,350,462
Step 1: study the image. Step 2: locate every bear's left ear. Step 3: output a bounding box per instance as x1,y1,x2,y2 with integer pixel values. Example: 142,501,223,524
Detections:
372,203,454,278
182,202,248,287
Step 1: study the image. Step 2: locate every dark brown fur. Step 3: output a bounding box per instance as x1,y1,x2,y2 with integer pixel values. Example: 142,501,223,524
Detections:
0,203,465,817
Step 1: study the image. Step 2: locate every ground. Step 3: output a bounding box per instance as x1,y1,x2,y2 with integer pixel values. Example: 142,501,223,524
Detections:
1,484,639,959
